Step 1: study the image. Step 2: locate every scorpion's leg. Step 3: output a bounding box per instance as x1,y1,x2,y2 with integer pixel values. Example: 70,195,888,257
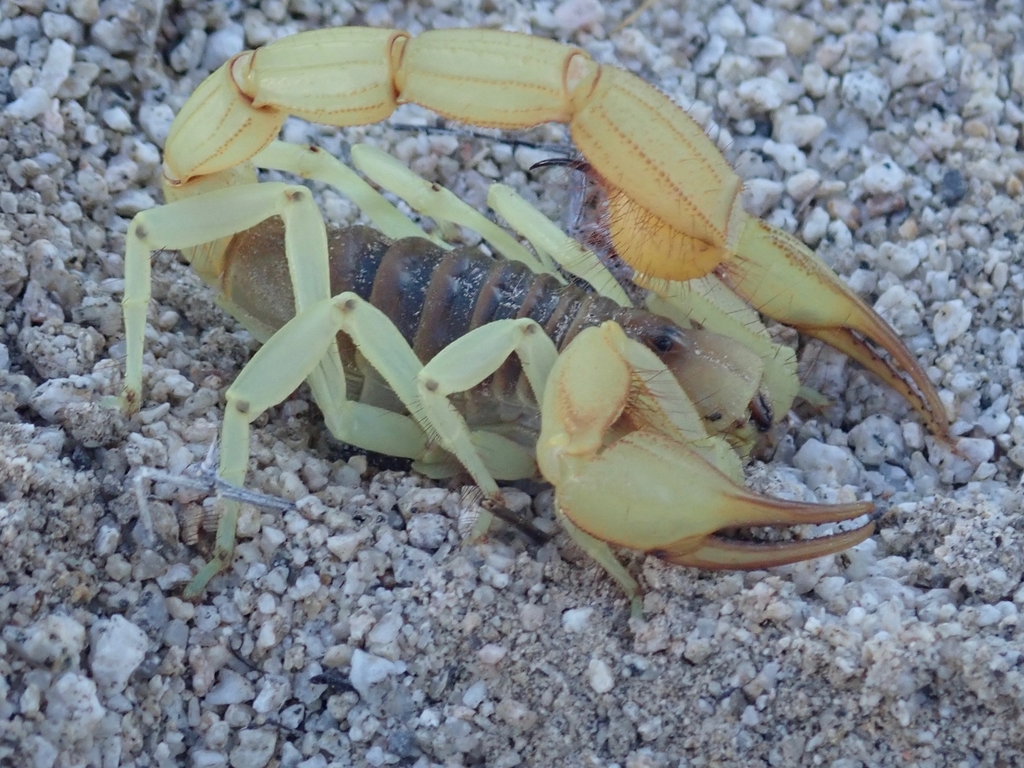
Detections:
251,140,430,242
197,298,558,594
122,182,338,411
537,322,875,603
349,144,554,275
485,183,631,304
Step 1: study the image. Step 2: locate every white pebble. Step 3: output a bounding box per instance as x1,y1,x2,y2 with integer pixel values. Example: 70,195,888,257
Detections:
736,77,784,111
932,300,972,345
367,610,403,646
861,159,907,195
793,439,861,488
89,615,149,694
203,24,246,71
587,658,614,693
561,607,594,632
462,680,488,709
252,676,292,714
5,87,51,120
326,532,364,561
775,114,826,147
478,643,507,664
848,415,905,467
875,241,923,277
349,649,398,699
762,140,806,173
205,669,255,706
46,673,105,742
407,513,449,551
890,31,946,88
801,207,830,245
956,437,994,467
170,28,207,73
91,18,133,54
101,106,132,132
747,36,786,58
20,614,86,665
553,0,604,31
786,168,820,201
841,70,890,118
138,103,175,148
42,12,84,44
39,39,75,96
743,178,784,217
693,35,727,76
229,729,277,768
708,5,745,37
289,571,321,600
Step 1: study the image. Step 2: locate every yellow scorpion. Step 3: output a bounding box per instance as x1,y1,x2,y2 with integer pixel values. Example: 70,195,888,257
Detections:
119,28,948,602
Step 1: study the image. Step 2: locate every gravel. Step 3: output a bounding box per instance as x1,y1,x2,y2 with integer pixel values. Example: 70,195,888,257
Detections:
2,0,1024,766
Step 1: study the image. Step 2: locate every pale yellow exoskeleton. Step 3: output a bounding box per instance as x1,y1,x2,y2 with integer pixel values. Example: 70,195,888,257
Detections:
117,27,946,604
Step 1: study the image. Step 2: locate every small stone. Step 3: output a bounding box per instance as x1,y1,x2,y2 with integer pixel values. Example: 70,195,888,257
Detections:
956,437,995,467
478,643,507,664
252,676,292,714
206,670,256,706
204,25,245,71
841,70,890,118
708,5,745,37
747,36,787,57
519,603,544,631
349,649,398,700
940,170,968,206
18,614,86,665
552,0,604,32
890,31,946,88
89,616,149,694
775,114,826,147
406,513,448,551
45,673,105,742
848,415,905,467
786,168,821,201
743,178,784,217
326,532,364,561
793,439,861,488
138,103,175,148
229,730,277,768
462,680,488,709
102,106,132,132
496,698,538,731
736,77,784,111
91,18,134,54
39,39,75,96
561,607,594,632
778,15,817,56
875,241,923,277
41,12,83,43
801,207,830,245
5,87,51,120
170,28,208,73
932,300,972,345
587,658,614,693
861,160,906,195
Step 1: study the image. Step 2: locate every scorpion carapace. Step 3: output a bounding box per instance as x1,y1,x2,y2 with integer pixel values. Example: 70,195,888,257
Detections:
222,219,769,446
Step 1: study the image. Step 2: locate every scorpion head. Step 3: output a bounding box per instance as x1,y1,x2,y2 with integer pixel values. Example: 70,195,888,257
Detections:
613,310,773,443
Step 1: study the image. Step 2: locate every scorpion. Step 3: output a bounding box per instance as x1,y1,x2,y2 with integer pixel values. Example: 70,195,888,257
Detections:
116,27,949,603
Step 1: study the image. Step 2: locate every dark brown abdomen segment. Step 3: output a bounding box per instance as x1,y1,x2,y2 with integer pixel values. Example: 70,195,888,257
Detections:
222,221,623,405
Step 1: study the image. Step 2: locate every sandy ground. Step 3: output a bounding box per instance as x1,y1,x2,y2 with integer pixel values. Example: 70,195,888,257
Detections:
3,0,1024,766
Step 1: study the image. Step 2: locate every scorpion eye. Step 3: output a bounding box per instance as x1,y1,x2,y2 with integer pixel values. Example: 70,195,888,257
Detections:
651,332,676,354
